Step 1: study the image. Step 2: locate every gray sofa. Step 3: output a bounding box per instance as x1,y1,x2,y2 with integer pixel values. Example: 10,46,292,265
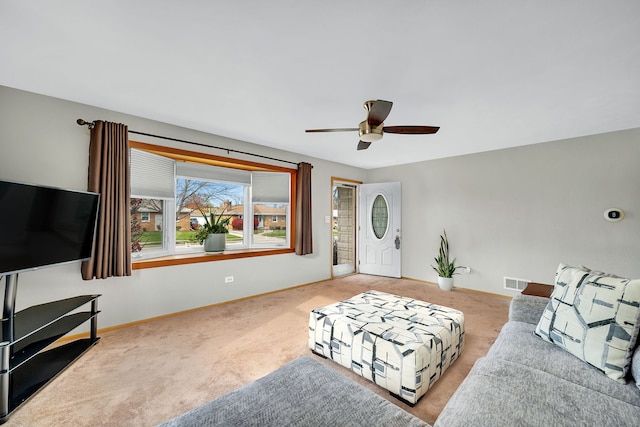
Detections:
435,294,640,426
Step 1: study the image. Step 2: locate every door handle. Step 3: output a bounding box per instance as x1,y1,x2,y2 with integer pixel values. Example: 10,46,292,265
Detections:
395,235,400,249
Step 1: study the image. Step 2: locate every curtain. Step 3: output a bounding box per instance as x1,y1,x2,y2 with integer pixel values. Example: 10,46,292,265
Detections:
295,162,313,255
81,121,131,279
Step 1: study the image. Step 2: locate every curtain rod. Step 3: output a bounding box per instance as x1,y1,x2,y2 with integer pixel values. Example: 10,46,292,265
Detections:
76,119,303,167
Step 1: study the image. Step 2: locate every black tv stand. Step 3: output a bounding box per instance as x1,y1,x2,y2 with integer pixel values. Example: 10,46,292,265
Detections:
0,273,100,423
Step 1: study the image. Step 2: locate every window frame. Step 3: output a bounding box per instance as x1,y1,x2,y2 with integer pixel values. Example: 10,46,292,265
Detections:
173,176,249,251
130,141,297,270
131,198,173,258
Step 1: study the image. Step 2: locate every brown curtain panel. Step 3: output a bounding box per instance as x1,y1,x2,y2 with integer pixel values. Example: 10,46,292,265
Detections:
81,121,132,279
295,162,313,255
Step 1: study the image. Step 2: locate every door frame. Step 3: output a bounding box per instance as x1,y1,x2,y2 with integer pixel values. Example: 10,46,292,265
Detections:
330,177,362,278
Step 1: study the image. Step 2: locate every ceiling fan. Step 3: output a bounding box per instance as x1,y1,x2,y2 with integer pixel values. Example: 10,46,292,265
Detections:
305,100,439,150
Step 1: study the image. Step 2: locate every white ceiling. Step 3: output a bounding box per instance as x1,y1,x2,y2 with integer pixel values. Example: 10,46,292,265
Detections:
1,1,639,169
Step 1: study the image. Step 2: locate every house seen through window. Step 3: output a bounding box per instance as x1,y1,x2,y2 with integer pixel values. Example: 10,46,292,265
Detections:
129,144,292,259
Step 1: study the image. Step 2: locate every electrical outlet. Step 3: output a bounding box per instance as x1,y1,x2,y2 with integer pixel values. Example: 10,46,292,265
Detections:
225,276,234,283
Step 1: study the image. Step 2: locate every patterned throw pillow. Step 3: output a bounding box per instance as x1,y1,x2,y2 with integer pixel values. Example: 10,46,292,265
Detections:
535,263,640,383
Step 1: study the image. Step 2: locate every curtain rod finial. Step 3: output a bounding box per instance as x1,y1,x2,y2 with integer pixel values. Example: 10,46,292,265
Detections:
77,119,96,129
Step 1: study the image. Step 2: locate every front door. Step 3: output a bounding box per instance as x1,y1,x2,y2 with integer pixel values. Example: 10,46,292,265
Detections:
358,182,401,278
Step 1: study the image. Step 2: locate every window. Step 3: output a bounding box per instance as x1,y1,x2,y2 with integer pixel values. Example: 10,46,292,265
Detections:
129,142,295,261
251,171,289,246
131,198,165,255
130,148,175,258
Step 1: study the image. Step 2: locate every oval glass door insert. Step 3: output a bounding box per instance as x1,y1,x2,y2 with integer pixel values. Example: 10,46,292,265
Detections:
371,194,389,239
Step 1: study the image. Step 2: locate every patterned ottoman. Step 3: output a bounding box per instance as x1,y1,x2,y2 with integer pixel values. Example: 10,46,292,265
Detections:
308,290,464,405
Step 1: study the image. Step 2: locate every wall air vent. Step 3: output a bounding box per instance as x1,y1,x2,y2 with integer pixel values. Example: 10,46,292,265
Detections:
504,277,529,292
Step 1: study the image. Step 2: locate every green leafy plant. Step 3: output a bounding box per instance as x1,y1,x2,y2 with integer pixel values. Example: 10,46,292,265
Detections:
431,229,463,278
194,205,230,243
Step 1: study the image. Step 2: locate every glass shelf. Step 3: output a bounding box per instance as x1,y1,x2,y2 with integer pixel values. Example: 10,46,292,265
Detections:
1,295,100,344
10,311,99,370
8,338,99,414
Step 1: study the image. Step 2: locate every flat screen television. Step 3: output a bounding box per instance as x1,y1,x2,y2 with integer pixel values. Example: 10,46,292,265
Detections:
0,179,100,276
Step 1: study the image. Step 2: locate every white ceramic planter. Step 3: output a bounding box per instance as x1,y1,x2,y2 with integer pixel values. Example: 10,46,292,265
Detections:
203,233,226,253
438,276,454,291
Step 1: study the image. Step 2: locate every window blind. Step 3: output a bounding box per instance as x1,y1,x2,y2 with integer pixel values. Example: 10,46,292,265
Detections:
176,162,251,185
130,149,176,199
252,172,290,203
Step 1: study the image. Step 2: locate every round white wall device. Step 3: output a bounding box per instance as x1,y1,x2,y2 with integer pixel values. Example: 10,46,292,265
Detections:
604,208,624,222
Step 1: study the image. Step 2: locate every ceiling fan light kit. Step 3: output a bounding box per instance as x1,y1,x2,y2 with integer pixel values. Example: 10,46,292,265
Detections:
358,121,383,143
305,99,439,150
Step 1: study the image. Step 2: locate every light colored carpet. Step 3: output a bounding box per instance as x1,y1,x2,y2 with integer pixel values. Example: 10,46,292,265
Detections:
7,274,510,426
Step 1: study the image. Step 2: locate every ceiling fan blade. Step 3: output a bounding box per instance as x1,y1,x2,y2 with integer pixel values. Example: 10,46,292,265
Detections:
383,125,440,134
305,128,359,133
357,140,372,150
367,100,393,126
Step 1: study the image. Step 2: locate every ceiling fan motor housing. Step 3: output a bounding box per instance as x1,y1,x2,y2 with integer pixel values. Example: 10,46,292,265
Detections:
358,120,384,142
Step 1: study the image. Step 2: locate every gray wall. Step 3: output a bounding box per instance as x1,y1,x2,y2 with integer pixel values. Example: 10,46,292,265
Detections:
0,86,366,328
2,85,639,329
368,128,640,295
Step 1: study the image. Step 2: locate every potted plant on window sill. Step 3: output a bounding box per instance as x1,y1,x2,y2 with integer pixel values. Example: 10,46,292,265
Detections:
431,229,465,291
195,206,230,253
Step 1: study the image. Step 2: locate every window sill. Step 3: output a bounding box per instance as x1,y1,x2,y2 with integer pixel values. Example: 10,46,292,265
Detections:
132,247,295,270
